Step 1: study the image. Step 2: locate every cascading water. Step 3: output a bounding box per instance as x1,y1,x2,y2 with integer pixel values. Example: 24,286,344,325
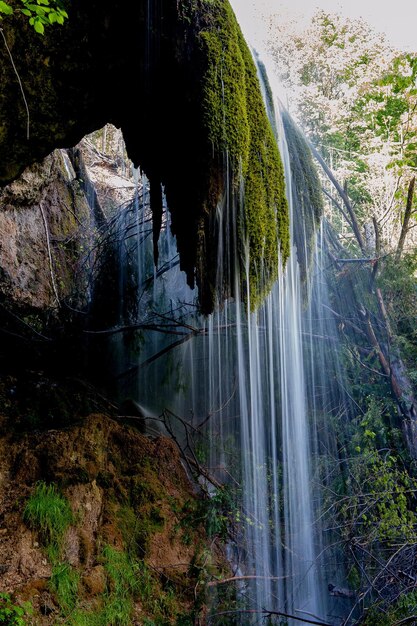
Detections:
89,59,350,625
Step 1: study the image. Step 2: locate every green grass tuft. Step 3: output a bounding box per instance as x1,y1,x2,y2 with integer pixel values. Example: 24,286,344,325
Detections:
23,481,73,561
49,563,80,615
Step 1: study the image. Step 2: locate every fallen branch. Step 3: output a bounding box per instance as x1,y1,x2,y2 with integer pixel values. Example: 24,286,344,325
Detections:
309,141,366,253
322,188,353,229
206,575,288,587
322,303,367,338
262,609,333,626
115,331,203,380
393,616,417,626
208,608,333,625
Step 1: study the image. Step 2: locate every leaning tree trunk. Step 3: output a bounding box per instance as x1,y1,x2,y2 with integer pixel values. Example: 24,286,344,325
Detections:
396,176,415,260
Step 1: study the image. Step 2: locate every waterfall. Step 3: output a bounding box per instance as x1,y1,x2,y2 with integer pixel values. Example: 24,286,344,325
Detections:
89,61,350,626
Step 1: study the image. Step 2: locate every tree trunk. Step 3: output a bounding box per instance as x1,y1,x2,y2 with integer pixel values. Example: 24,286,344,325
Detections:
396,176,415,260
309,142,367,253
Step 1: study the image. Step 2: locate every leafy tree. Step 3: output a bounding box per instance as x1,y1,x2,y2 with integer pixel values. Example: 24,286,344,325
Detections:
269,11,417,252
0,0,68,34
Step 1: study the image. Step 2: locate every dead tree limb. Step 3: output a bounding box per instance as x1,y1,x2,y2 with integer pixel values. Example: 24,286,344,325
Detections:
393,616,417,625
262,609,333,626
322,188,354,229
208,609,333,626
309,141,366,253
115,330,205,380
360,307,417,457
371,216,380,286
206,575,289,587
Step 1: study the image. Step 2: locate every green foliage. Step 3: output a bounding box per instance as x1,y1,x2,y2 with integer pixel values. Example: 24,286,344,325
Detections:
0,0,68,34
49,563,80,615
23,481,73,561
335,398,417,544
364,590,417,625
359,54,417,169
69,544,189,626
377,251,417,355
67,546,136,626
102,545,139,600
271,11,417,246
0,594,31,626
179,486,238,540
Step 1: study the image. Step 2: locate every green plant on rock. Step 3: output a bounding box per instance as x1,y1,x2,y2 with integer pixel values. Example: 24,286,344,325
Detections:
68,546,137,626
49,563,80,615
69,544,187,626
334,399,417,545
102,545,139,600
179,485,238,541
23,481,73,562
0,0,68,34
0,594,32,626
117,503,164,559
364,590,417,625
376,250,417,375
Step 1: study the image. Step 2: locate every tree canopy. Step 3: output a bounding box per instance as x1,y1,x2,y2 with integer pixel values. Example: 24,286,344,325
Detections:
269,11,417,251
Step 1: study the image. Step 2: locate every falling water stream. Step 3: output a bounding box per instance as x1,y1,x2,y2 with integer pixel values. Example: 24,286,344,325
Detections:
90,53,351,625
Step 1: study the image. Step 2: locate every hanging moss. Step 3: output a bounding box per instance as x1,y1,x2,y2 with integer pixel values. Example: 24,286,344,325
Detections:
282,110,324,283
199,4,250,171
197,0,289,310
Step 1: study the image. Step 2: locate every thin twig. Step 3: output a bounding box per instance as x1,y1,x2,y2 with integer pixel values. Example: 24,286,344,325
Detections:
39,201,60,306
393,616,417,625
0,27,30,139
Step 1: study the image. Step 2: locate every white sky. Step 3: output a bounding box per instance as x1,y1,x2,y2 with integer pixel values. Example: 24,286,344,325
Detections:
230,0,417,52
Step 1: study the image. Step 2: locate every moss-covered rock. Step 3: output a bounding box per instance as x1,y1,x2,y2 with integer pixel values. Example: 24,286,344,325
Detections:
0,0,289,314
0,408,229,623
197,0,289,310
281,110,324,282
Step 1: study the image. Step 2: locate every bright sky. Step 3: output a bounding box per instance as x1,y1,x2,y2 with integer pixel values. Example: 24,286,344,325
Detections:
229,0,417,52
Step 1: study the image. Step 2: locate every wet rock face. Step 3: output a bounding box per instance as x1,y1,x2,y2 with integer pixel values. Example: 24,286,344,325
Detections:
0,151,92,312
0,126,141,374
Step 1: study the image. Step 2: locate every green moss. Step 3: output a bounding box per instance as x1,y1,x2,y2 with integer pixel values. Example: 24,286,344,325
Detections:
199,5,250,171
198,0,289,309
117,503,165,558
282,110,324,283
